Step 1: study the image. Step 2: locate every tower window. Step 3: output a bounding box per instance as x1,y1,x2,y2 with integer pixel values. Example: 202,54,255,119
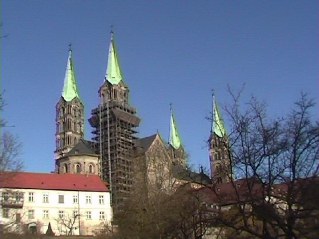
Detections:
64,164,68,173
88,164,94,174
67,119,71,130
75,164,81,173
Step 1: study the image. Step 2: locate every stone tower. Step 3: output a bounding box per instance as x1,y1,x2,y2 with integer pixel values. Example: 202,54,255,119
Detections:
89,33,140,214
209,96,232,183
55,47,84,166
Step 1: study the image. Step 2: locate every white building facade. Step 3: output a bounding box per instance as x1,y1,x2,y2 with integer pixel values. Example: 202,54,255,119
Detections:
0,172,112,236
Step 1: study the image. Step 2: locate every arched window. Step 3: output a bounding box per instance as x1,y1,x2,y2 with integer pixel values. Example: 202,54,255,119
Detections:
60,107,64,116
88,164,94,174
67,119,71,130
75,164,81,173
64,164,68,173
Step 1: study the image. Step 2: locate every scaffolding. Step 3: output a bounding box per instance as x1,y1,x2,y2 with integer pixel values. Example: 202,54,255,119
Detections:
90,98,140,214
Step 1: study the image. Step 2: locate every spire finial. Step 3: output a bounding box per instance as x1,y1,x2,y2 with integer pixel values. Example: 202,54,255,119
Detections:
210,89,215,135
68,43,72,52
110,25,114,40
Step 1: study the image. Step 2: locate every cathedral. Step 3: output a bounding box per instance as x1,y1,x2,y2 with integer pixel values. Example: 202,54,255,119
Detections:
54,33,231,215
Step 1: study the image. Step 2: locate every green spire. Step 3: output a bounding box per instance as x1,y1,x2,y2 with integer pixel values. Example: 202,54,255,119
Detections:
105,33,123,85
169,105,182,149
213,96,226,137
62,47,80,102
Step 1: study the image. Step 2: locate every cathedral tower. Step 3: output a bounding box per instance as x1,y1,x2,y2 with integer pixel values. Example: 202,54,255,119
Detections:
209,95,232,183
89,33,140,213
55,47,84,162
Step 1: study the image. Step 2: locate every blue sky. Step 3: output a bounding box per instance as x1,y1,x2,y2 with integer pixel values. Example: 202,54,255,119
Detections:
2,1,318,173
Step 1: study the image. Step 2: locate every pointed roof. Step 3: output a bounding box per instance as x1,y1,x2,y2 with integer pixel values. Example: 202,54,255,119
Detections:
136,134,158,152
105,32,124,85
169,105,182,149
135,133,170,154
66,139,97,156
213,96,226,137
62,48,80,102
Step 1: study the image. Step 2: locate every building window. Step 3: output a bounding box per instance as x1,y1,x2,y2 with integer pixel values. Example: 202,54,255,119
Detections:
43,193,49,203
86,211,91,220
28,210,34,219
99,195,104,205
28,192,34,202
99,211,105,220
58,210,64,219
43,210,49,219
73,195,78,204
16,213,21,223
86,195,91,204
2,192,9,201
58,195,64,204
2,208,9,218
15,192,23,202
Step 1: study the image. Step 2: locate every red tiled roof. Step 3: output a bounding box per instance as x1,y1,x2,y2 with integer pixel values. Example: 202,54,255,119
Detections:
196,178,264,206
0,172,109,192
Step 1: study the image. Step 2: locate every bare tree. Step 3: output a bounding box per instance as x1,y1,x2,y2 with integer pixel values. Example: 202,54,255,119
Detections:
1,94,23,237
112,183,211,239
206,91,319,239
0,93,23,172
55,212,79,236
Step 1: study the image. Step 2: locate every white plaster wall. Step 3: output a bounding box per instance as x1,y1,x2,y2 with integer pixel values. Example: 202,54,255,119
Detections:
0,188,112,235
